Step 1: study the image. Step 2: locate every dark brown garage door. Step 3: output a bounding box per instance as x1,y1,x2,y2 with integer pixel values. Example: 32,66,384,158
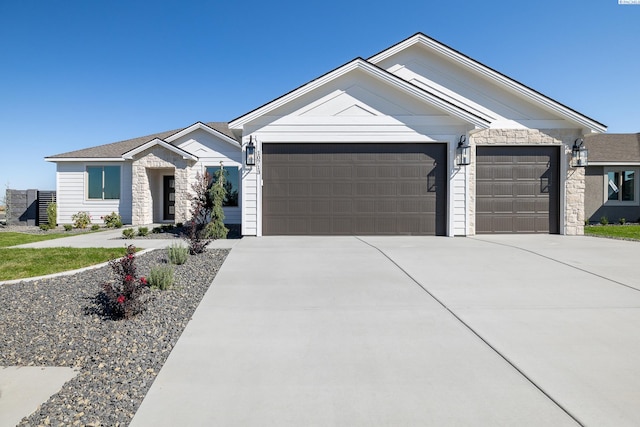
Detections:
476,146,559,234
262,143,447,235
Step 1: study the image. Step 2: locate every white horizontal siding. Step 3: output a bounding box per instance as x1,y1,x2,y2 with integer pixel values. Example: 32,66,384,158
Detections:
452,164,467,236
56,162,128,225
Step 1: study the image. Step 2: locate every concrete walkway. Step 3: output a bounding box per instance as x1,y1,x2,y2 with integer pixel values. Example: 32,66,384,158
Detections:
130,235,640,426
11,228,239,250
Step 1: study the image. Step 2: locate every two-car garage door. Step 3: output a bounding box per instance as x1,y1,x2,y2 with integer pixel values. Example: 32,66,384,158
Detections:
262,143,447,235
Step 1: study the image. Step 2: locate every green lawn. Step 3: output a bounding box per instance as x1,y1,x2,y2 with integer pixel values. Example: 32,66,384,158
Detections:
585,224,640,241
0,231,82,248
0,247,129,281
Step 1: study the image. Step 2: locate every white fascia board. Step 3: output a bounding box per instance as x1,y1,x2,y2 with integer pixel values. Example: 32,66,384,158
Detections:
45,157,125,162
588,161,640,166
369,34,607,133
122,138,198,161
165,122,241,149
230,58,490,130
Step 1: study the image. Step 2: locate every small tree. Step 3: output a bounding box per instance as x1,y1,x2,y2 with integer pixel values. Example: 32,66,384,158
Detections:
205,163,229,239
185,171,213,254
46,202,57,228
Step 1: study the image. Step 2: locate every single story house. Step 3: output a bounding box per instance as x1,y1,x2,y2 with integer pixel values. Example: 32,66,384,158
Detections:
46,32,607,236
584,133,640,224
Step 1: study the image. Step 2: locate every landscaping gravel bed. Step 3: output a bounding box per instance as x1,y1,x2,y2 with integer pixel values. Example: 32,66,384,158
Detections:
0,247,229,426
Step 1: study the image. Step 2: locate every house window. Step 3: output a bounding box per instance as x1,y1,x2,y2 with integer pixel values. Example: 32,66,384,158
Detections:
87,166,120,200
206,166,239,207
605,168,638,205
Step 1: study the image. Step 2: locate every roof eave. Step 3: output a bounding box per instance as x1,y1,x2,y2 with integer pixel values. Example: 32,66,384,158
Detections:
45,157,125,162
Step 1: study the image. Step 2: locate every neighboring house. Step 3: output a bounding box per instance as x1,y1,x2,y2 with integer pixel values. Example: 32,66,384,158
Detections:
584,133,640,224
46,33,607,236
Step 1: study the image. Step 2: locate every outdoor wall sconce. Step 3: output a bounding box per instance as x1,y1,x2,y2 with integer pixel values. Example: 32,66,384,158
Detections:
456,135,471,166
571,138,588,167
246,136,256,166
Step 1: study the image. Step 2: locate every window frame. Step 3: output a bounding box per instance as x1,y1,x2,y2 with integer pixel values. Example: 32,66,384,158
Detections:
205,165,240,208
603,167,639,206
86,165,121,200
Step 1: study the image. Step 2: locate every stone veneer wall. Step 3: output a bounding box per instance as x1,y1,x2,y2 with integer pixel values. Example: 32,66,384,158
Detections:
131,147,194,225
468,129,584,236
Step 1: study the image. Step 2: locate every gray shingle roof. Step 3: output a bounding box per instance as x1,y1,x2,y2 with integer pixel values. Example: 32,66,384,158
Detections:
584,133,640,163
46,122,237,159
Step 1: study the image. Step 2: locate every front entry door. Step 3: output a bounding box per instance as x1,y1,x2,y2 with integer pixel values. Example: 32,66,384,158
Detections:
163,176,175,221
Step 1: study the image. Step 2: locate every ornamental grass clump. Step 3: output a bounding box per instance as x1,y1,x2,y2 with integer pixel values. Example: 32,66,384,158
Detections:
103,245,151,319
167,243,188,265
122,228,136,239
149,265,175,290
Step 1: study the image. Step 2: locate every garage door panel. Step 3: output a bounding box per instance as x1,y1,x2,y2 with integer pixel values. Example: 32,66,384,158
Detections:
332,182,353,196
263,143,446,235
332,200,352,214
476,146,559,234
289,183,309,197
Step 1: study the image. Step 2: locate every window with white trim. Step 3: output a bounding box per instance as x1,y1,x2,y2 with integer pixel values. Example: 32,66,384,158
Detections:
87,166,121,200
605,167,638,205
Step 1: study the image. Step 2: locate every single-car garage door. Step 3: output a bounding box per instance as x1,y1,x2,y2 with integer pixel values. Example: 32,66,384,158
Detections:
476,146,559,234
262,143,447,235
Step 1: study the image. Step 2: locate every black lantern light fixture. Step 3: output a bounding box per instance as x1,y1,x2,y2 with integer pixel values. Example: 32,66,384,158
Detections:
456,135,471,166
571,138,588,167
246,136,256,166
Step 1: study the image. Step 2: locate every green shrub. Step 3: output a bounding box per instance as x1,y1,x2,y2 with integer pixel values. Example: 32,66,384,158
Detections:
152,226,162,234
619,218,626,225
104,212,123,228
72,211,91,229
39,224,51,231
91,224,100,231
46,202,57,227
149,265,174,290
137,227,149,237
122,228,136,239
167,243,188,265
161,224,174,232
64,224,73,231
176,222,183,228
600,216,609,226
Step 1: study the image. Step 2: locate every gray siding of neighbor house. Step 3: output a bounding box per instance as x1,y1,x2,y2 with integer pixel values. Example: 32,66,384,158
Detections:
585,167,640,223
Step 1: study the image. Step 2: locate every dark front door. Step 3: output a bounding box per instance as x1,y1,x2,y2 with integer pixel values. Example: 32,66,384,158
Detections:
163,176,175,221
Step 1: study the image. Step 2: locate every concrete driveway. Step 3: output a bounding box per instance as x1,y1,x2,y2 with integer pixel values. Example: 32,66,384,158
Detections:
131,235,640,426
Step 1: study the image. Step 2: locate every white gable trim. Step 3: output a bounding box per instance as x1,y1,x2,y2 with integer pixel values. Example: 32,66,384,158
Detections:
165,122,241,149
369,33,607,133
229,58,491,129
122,138,198,161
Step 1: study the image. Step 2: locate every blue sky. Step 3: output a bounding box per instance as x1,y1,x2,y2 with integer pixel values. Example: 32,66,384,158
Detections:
1,0,638,191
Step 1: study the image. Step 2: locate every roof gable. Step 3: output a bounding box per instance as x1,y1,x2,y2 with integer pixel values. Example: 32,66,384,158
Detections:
369,33,606,132
229,58,491,130
122,138,198,161
166,122,241,149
